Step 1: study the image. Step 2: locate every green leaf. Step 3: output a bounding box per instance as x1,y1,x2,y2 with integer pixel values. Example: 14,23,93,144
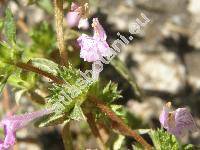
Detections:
111,58,141,98
132,143,143,150
102,81,122,103
0,64,14,95
8,69,37,90
47,65,95,115
0,41,13,62
149,129,179,150
37,0,53,14
0,74,9,95
136,129,151,135
30,58,59,76
0,19,4,32
35,113,68,127
113,134,125,150
110,105,144,129
111,105,126,117
28,0,53,14
5,8,16,43
0,39,22,64
106,132,126,150
29,22,55,55
15,89,26,104
70,105,86,121
182,144,194,150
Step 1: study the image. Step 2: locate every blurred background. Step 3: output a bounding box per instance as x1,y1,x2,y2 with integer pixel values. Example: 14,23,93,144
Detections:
0,0,200,149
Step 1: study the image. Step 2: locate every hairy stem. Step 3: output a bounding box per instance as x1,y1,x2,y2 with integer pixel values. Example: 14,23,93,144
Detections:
85,113,106,150
62,122,73,150
53,0,68,66
15,62,64,84
89,95,152,150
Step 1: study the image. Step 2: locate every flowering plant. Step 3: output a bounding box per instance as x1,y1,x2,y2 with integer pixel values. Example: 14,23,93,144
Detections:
0,1,198,150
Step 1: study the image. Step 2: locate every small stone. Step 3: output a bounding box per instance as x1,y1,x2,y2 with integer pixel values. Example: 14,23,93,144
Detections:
185,52,200,91
188,0,200,16
127,97,163,123
131,52,186,94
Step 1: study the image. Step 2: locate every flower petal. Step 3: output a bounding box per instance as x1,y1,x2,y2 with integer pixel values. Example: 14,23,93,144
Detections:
78,18,110,63
78,33,110,62
159,102,198,138
173,108,198,137
66,12,81,28
92,18,107,41
159,106,169,128
78,18,89,29
0,109,52,149
3,125,16,149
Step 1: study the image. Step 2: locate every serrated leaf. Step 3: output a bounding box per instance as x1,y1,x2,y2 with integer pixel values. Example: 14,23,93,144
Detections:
183,144,194,150
30,58,59,76
149,129,179,150
111,58,141,98
111,105,126,117
110,105,143,129
47,65,95,114
70,105,86,121
182,144,198,150
8,69,37,90
102,81,122,103
5,8,16,43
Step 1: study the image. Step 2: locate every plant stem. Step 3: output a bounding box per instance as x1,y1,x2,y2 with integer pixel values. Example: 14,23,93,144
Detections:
2,86,10,113
62,122,73,150
89,95,152,150
85,113,106,150
15,62,64,84
53,0,68,66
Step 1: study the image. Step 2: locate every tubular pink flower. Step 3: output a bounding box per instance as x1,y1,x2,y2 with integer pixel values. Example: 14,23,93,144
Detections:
159,102,198,138
92,18,107,40
66,11,81,28
66,2,89,29
0,109,52,150
77,18,110,62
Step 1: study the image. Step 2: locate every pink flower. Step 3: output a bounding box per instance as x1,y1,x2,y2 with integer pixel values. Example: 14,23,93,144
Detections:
66,2,89,29
78,18,89,30
159,102,198,138
0,109,52,149
77,18,110,62
92,18,107,40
